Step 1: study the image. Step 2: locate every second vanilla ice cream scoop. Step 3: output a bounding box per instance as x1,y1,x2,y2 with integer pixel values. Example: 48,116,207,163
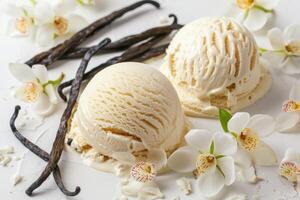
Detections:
161,17,272,118
68,62,187,170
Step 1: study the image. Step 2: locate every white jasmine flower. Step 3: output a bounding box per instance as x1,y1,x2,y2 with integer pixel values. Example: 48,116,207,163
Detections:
261,25,300,75
279,148,300,182
1,0,36,36
276,84,300,132
115,161,164,200
228,112,277,166
168,130,237,197
9,63,64,116
34,0,88,46
227,0,279,31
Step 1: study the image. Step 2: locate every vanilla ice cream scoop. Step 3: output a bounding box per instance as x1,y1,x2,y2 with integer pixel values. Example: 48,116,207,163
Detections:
161,17,272,118
69,62,187,166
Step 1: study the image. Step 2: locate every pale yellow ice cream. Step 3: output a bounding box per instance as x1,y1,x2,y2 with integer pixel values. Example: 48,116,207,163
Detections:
161,17,272,118
68,62,187,168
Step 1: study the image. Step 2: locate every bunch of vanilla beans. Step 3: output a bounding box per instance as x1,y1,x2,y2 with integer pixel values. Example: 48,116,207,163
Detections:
9,0,183,197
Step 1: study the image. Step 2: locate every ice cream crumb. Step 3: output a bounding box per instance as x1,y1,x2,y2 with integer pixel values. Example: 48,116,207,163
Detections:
0,146,14,154
176,177,192,195
13,156,21,161
0,155,12,166
160,16,169,25
11,174,23,186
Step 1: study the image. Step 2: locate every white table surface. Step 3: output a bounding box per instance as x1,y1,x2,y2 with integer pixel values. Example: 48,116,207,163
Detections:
1,0,300,199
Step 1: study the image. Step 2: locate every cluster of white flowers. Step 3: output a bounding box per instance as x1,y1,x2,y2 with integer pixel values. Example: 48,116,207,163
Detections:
9,63,64,116
1,0,90,46
227,1,300,76
167,110,277,197
227,0,279,31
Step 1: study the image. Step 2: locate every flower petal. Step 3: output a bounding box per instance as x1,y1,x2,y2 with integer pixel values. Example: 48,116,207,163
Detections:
217,156,235,185
281,57,300,75
243,9,269,31
213,132,237,156
66,14,88,34
267,27,285,50
256,0,280,9
240,165,259,183
284,24,300,42
0,1,22,16
167,146,198,173
234,147,252,168
283,148,300,163
35,24,55,47
185,129,213,153
228,112,250,134
197,166,225,197
34,1,54,25
32,64,48,84
249,141,277,166
247,114,275,137
225,4,246,23
32,93,54,116
262,51,286,69
275,112,299,132
45,85,59,104
52,0,77,16
9,63,35,82
147,149,167,170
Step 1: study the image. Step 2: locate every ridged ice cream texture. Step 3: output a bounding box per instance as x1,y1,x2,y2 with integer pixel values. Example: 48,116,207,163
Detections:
161,17,271,117
71,62,186,160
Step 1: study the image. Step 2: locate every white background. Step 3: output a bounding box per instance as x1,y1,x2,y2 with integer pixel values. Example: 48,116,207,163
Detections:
1,0,300,199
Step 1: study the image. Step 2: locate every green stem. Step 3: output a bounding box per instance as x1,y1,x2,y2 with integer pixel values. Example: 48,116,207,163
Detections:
42,73,65,89
210,142,215,154
216,155,225,159
259,47,285,55
230,132,238,139
29,0,37,5
253,4,273,13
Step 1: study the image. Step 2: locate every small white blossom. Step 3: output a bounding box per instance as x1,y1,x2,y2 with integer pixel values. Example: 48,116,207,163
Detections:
168,130,237,197
113,149,167,200
262,25,300,75
226,0,279,31
279,148,300,182
9,63,64,116
1,0,36,37
227,112,277,182
34,0,88,46
276,84,300,132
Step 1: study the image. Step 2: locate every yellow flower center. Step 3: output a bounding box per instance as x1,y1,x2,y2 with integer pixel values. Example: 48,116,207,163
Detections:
54,16,68,36
24,82,41,103
280,161,299,182
194,154,216,177
130,162,156,183
285,44,300,56
282,100,300,112
238,128,259,152
16,17,30,34
236,0,255,9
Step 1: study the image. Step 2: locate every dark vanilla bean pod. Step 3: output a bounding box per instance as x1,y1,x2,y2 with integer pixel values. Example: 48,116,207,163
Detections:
132,43,168,62
25,0,160,67
25,38,111,196
9,106,80,196
61,15,182,60
58,35,165,101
